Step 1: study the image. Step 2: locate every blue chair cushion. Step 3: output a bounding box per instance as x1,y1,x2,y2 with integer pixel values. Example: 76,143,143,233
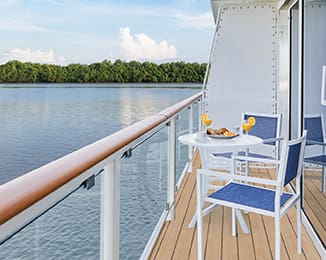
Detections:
212,152,233,159
244,114,278,144
305,155,326,165
209,182,292,212
304,117,323,143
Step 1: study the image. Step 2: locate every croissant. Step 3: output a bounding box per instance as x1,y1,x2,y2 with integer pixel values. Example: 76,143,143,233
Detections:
216,127,229,135
206,127,216,135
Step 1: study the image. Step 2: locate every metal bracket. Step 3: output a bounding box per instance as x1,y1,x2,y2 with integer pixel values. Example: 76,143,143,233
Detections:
165,202,170,211
122,148,132,159
82,175,95,190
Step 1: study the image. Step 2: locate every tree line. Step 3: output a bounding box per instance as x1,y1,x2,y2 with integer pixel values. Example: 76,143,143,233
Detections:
0,60,207,84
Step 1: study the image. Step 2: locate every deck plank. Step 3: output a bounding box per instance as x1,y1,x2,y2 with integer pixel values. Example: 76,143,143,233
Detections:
286,206,321,259
221,207,239,259
303,169,326,245
204,207,223,260
153,170,196,259
149,151,201,259
237,213,255,260
171,177,196,259
250,213,273,260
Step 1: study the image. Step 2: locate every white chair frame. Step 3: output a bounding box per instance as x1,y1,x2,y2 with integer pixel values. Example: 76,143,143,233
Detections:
304,113,326,192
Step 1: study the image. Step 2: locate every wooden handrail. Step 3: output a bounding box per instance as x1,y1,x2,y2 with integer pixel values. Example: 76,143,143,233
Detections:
0,92,202,225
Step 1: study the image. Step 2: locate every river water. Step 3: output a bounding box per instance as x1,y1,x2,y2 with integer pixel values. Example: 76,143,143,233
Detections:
0,84,200,259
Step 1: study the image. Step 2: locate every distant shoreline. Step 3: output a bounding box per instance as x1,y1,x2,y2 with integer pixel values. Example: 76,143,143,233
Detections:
0,83,202,89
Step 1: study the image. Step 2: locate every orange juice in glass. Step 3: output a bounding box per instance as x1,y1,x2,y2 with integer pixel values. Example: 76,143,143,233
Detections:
242,122,252,134
201,113,212,128
242,116,256,134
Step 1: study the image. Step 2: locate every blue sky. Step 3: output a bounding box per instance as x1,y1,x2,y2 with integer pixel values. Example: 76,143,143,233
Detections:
0,0,215,65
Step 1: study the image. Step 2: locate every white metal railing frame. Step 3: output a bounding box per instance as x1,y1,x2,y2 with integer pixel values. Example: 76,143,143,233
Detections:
0,92,202,260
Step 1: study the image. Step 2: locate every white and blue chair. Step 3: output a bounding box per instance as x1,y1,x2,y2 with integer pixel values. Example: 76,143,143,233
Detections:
209,112,283,170
304,114,326,192
196,131,307,260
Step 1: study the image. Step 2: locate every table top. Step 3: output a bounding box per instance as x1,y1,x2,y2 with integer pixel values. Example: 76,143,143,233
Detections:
178,132,263,150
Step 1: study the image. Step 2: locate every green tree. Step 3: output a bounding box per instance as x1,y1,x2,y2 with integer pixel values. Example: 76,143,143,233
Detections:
0,60,207,84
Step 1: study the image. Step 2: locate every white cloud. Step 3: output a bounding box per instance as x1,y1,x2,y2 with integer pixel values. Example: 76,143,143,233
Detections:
173,12,214,29
119,27,177,61
0,48,66,65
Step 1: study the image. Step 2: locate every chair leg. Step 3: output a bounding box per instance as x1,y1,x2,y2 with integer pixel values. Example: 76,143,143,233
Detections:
232,208,236,236
297,199,302,254
196,172,203,260
275,216,281,260
323,166,325,192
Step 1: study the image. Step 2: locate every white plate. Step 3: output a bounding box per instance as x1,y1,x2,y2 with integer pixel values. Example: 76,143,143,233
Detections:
207,133,239,139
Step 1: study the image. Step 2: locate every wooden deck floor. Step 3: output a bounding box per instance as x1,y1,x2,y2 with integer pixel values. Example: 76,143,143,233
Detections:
149,151,321,260
303,169,326,245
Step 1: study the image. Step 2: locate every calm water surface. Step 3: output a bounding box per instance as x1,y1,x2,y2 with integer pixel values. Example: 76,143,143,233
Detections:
0,86,198,184
0,85,199,259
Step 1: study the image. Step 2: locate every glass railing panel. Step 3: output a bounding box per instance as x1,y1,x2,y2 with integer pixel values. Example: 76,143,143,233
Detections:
0,175,102,260
176,108,191,181
120,126,168,259
193,100,200,133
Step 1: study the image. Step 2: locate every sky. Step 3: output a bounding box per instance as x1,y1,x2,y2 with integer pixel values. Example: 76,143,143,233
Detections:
0,0,215,65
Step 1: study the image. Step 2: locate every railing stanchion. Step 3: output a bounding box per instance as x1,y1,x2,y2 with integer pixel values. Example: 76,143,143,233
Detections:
199,98,203,131
167,118,176,221
101,159,121,260
188,104,194,161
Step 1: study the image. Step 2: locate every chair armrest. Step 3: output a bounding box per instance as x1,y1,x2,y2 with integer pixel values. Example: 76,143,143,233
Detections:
231,155,281,165
263,137,283,144
307,140,326,146
197,169,279,187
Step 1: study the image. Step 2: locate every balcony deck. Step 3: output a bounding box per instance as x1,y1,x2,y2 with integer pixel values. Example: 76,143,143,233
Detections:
149,151,321,259
303,169,326,244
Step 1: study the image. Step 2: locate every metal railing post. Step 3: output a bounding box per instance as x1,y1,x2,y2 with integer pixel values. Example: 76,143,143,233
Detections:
167,117,176,221
188,104,194,161
101,159,121,260
199,98,203,131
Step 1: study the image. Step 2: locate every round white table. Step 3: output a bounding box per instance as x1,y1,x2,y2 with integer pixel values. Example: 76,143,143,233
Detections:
179,132,263,230
179,132,262,168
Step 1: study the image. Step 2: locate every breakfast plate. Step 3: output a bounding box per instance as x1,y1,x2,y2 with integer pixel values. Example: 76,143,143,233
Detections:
207,133,239,139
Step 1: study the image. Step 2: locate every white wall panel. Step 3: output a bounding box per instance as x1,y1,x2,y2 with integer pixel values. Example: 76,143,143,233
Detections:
303,2,326,157
206,3,277,129
304,3,326,115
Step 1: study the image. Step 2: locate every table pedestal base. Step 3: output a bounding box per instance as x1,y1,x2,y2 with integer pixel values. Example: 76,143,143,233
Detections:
188,204,249,235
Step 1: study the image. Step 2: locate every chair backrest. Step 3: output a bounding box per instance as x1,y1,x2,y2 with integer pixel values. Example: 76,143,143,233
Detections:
304,114,324,145
242,112,282,145
279,131,307,187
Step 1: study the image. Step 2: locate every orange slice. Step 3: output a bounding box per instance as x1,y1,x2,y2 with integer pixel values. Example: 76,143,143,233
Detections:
248,116,256,126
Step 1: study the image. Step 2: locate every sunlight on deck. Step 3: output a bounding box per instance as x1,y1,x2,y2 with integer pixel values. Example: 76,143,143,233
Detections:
149,151,321,260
